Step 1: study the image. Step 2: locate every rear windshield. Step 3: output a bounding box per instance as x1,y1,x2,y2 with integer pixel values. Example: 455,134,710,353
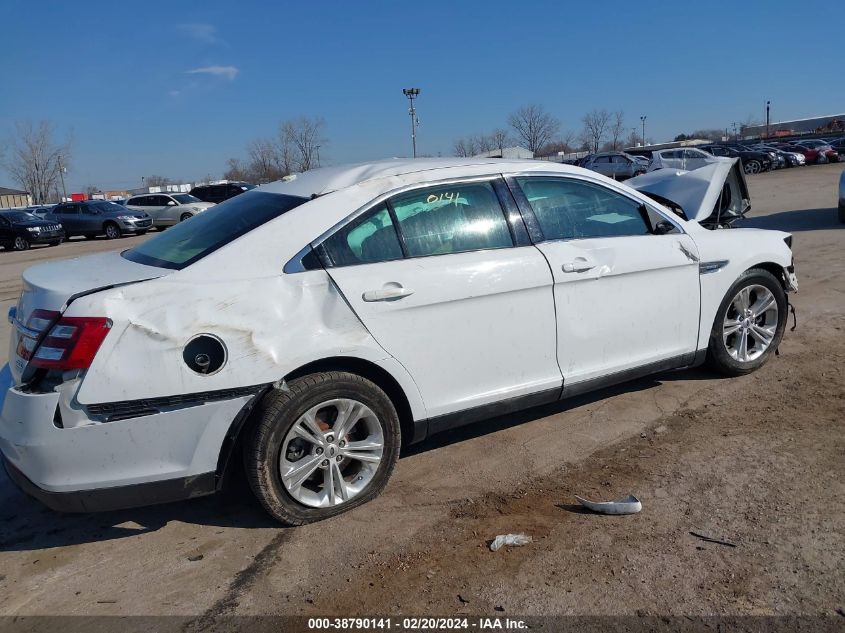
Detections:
122,191,308,269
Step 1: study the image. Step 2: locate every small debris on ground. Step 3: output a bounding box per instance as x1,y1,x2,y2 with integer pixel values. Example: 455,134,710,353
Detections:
489,534,533,551
689,531,737,548
457,594,470,604
575,494,642,515
187,554,205,562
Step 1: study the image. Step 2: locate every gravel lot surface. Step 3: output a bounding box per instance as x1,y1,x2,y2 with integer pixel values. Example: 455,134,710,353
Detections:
0,165,843,620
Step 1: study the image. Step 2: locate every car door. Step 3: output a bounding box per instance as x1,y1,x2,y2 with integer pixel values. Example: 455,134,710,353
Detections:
659,150,684,169
591,155,613,177
510,175,700,392
322,178,561,421
55,203,81,233
79,203,102,233
144,195,170,224
682,149,711,170
0,215,11,246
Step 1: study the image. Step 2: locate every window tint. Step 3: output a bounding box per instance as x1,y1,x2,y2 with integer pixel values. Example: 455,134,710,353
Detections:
610,155,629,163
127,197,141,206
122,192,308,270
516,177,651,241
390,182,512,257
322,205,403,267
594,156,611,164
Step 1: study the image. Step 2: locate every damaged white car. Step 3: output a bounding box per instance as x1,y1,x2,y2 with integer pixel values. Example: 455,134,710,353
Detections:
1,157,797,525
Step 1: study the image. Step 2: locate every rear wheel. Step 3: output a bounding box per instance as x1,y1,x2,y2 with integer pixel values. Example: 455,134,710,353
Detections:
706,269,787,376
245,371,401,525
13,236,30,251
743,160,761,175
104,222,121,239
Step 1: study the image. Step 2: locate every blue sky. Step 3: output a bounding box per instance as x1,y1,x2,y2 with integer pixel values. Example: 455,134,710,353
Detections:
1,0,841,192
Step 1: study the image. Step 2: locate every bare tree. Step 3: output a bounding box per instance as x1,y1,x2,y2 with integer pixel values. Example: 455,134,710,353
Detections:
608,111,626,151
282,116,326,172
453,137,478,157
581,109,611,153
536,130,577,157
508,105,560,153
4,120,71,204
83,184,101,198
246,138,286,183
145,175,172,187
489,128,511,151
223,158,250,182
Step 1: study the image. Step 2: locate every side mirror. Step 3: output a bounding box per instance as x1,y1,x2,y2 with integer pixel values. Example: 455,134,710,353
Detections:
653,220,676,235
167,200,177,206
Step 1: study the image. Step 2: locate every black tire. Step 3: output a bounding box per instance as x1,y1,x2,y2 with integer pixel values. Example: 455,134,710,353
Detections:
13,236,30,251
706,268,788,377
104,222,121,239
245,371,401,525
179,212,192,222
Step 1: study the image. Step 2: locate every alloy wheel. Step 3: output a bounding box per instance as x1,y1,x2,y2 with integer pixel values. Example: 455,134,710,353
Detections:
279,398,384,508
722,284,778,362
744,160,761,175
13,236,29,251
105,224,120,239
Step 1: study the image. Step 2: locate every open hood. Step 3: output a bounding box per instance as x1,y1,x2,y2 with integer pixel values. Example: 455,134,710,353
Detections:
626,158,750,226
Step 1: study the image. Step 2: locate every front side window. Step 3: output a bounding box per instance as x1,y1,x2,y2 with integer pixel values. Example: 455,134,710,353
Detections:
322,205,403,267
389,182,512,257
122,191,308,269
516,177,651,241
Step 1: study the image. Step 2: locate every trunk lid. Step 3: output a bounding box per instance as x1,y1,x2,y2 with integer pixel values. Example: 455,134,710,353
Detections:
9,251,169,383
626,158,750,226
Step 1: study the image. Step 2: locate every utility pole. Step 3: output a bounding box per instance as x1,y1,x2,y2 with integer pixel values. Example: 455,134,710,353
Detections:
403,88,421,157
640,116,647,146
57,155,67,203
732,122,739,142
765,100,771,139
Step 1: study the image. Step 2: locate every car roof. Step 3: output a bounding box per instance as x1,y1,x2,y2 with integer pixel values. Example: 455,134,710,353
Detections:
258,157,572,198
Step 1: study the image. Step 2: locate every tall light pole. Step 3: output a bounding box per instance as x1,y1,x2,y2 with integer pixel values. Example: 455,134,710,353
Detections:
403,88,421,158
640,115,647,146
57,155,67,203
765,100,771,139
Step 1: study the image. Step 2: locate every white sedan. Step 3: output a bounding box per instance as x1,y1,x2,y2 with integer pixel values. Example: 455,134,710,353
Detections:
1,158,796,524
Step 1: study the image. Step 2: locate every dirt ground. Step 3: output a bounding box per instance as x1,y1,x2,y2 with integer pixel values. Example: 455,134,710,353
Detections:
0,164,843,621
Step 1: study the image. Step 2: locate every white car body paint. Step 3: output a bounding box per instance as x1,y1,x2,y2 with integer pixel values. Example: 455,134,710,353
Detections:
0,158,796,506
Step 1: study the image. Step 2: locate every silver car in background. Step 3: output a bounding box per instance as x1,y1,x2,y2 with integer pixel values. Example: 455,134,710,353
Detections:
581,152,647,180
125,193,214,229
648,147,721,171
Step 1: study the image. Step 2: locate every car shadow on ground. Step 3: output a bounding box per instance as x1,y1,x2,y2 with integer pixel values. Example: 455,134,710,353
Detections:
0,468,281,553
740,207,843,232
0,365,722,553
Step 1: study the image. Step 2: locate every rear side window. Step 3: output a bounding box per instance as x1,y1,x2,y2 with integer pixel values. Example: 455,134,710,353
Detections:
122,192,308,269
322,205,403,267
390,182,512,257
516,177,650,241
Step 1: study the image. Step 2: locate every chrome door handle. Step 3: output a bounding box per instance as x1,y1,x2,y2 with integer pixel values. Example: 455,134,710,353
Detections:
562,259,595,273
362,286,414,302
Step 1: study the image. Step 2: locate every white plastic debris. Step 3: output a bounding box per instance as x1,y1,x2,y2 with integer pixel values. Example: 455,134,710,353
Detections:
575,494,642,515
489,533,533,551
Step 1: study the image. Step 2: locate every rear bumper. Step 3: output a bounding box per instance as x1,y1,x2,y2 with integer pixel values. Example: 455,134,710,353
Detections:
0,364,252,511
3,458,216,512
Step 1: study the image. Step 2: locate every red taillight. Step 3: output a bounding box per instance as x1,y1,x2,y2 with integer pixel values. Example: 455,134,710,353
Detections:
25,313,112,370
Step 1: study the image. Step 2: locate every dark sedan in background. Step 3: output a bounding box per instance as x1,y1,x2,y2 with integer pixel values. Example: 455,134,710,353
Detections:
699,145,774,174
0,210,64,251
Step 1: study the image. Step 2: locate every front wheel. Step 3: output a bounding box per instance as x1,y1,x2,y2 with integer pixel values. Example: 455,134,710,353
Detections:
743,160,761,175
13,236,30,251
245,371,401,525
179,212,192,222
706,268,787,376
104,222,121,239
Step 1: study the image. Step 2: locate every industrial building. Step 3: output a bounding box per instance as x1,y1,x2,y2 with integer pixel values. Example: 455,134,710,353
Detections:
0,186,32,209
743,113,845,138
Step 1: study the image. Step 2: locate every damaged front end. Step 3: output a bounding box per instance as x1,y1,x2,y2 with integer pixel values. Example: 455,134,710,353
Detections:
627,158,750,229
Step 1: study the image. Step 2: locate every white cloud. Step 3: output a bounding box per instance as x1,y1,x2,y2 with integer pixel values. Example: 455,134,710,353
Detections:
178,23,219,44
186,66,239,80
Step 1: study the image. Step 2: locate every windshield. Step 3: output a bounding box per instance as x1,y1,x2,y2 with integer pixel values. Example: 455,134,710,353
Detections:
2,211,40,222
122,191,309,269
171,194,201,204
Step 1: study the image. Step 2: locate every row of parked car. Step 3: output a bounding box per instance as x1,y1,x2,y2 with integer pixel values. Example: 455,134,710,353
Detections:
0,181,256,251
578,138,843,181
